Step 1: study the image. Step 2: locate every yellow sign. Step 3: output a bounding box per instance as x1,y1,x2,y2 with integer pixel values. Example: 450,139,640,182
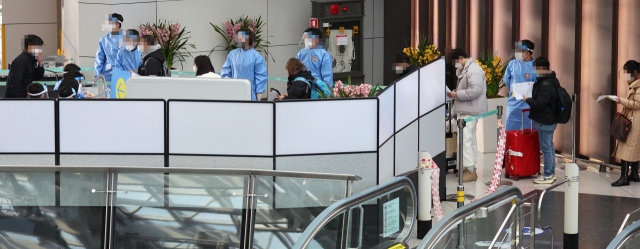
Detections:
326,27,331,36
353,26,359,34
388,244,406,249
339,27,345,33
116,78,126,98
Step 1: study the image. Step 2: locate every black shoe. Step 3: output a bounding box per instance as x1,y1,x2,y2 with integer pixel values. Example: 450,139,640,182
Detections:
627,163,640,182
613,161,631,187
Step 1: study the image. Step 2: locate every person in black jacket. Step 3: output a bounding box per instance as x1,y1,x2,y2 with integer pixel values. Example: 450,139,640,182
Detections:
5,34,45,98
278,58,312,100
522,57,559,184
138,35,167,76
394,51,419,79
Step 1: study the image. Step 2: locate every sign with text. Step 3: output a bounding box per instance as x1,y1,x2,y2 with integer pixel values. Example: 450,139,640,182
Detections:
383,197,400,237
310,18,319,28
336,34,348,46
111,68,130,99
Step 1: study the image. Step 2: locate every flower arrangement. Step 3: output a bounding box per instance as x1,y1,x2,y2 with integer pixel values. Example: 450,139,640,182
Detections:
210,16,273,62
476,51,507,99
320,76,381,98
403,35,441,66
140,20,195,70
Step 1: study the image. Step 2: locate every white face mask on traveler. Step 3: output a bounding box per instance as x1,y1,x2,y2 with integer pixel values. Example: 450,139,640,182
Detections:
193,66,197,72
455,63,463,69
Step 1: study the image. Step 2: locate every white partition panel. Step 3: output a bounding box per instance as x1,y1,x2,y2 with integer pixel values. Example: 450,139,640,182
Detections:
0,100,55,153
395,72,420,131
59,100,165,153
169,101,273,156
276,99,378,155
126,77,252,101
378,85,395,146
420,59,447,115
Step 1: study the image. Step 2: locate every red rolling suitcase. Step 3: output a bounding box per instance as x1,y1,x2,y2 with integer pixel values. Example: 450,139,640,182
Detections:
504,108,541,180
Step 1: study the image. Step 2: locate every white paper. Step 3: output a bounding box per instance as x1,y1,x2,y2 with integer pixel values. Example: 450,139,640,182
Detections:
512,82,534,100
336,34,348,46
597,95,619,103
445,87,453,101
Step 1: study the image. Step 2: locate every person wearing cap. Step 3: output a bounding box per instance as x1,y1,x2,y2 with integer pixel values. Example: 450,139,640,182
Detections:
502,39,537,131
296,28,334,87
114,29,142,73
26,83,48,99
95,13,123,81
5,34,45,98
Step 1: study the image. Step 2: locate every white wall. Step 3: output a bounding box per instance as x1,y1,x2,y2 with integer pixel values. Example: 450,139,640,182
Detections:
63,0,385,92
4,0,58,67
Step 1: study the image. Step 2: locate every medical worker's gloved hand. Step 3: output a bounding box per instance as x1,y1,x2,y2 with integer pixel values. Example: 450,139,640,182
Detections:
257,94,263,101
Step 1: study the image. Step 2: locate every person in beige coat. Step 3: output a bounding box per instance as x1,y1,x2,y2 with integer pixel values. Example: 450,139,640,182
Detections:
612,60,640,187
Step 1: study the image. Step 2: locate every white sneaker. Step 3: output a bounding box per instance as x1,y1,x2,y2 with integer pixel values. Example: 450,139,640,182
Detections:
534,174,556,184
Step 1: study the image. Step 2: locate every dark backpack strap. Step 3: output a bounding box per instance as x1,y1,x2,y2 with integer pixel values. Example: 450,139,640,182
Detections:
144,57,165,76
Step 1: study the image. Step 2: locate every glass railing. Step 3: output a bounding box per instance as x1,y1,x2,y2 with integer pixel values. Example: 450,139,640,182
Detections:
608,220,640,249
417,186,527,249
292,176,416,249
0,165,360,249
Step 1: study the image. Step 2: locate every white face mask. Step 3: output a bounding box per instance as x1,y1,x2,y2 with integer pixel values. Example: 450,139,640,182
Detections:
395,66,404,74
125,45,136,51
626,73,633,81
304,39,314,49
31,48,43,56
515,52,524,61
193,66,197,72
455,63,463,69
102,23,116,32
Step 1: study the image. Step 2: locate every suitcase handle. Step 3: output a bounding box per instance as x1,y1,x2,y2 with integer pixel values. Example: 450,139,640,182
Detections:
521,108,533,134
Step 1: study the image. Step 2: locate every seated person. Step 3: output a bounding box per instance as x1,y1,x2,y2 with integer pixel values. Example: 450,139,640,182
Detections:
138,35,168,76
26,83,48,99
54,64,84,91
278,58,312,100
58,85,76,99
194,55,221,78
115,29,142,73
57,78,87,99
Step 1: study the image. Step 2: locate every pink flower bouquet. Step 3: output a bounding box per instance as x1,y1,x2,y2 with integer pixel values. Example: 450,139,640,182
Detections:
210,15,273,62
140,20,195,70
326,77,381,98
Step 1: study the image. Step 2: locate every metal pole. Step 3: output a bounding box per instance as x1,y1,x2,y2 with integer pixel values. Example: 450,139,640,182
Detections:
457,118,466,249
572,94,577,163
417,151,433,239
564,93,580,249
531,197,537,249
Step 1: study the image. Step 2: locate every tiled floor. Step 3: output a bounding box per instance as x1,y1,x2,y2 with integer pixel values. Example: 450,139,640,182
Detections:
407,152,640,248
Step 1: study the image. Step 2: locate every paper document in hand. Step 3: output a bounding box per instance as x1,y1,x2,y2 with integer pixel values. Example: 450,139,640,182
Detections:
512,82,534,100
596,95,618,102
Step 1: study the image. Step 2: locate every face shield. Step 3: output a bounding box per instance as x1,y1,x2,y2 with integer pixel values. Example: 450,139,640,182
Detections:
28,84,49,98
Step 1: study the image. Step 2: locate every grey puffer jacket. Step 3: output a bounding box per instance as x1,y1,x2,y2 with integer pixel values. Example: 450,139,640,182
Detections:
453,58,488,116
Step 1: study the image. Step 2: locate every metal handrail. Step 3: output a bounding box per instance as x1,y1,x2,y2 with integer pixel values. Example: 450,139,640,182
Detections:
418,186,523,249
618,207,640,235
607,220,640,249
0,165,361,182
292,176,416,249
488,193,538,249
537,179,569,222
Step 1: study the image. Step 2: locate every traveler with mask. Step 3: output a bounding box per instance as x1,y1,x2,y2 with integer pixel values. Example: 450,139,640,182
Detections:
393,51,419,79
221,29,268,101
138,35,168,76
193,55,221,78
446,48,488,182
611,60,640,187
95,13,123,81
5,34,45,98
115,29,142,73
296,28,334,87
502,40,537,132
522,57,560,184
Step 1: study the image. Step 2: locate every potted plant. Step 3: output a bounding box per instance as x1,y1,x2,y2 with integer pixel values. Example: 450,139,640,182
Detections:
318,76,382,98
403,35,441,66
140,20,195,70
210,15,273,62
475,51,508,153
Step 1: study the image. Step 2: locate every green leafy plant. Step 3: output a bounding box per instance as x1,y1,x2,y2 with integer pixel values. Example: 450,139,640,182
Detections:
476,50,507,99
140,20,196,70
210,15,273,62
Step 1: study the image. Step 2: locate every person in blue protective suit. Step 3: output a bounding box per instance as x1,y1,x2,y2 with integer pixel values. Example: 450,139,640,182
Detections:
502,40,537,131
296,28,334,87
114,29,142,73
221,29,268,101
94,13,123,81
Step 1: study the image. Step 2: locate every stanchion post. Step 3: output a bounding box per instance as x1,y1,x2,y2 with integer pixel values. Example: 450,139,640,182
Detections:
564,93,579,249
456,118,466,248
417,151,433,239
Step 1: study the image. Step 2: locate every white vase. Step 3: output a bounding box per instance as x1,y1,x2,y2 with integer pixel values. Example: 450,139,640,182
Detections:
477,97,508,153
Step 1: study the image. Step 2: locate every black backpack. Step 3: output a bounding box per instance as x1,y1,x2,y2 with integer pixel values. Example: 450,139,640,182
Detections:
544,80,572,124
142,57,171,77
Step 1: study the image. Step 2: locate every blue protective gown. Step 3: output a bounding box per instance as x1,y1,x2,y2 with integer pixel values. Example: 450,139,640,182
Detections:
221,48,268,101
502,59,536,131
114,47,142,72
296,47,334,87
94,33,121,81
